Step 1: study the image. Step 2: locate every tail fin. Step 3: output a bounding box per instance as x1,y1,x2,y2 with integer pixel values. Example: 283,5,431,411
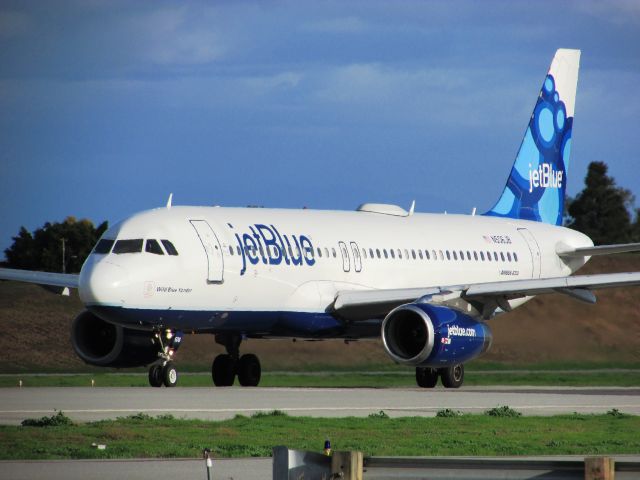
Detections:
484,49,580,226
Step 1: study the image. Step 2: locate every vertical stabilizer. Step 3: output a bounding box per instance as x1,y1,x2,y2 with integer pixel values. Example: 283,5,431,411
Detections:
484,49,580,226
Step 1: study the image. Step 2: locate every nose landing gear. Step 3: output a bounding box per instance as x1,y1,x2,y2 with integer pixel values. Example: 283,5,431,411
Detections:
148,329,182,387
211,334,262,387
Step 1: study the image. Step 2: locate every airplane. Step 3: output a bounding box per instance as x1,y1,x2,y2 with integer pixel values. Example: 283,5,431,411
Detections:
2,48,640,389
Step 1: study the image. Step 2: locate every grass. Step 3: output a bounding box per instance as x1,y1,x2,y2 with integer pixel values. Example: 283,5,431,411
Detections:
0,410,638,460
2,368,639,388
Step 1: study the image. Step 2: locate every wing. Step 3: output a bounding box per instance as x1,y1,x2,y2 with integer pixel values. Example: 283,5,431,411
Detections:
333,271,640,321
0,267,79,295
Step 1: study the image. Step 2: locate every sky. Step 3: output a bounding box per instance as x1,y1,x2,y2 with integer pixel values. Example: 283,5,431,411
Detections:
1,0,639,259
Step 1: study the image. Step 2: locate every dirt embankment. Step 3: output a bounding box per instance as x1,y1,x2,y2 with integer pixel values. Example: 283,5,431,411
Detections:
0,256,638,372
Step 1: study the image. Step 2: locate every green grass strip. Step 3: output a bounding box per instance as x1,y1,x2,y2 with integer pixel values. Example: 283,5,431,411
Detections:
1,370,639,388
0,411,638,460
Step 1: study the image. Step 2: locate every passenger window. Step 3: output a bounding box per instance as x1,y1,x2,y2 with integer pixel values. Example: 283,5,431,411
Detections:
446,250,451,260
332,248,337,258
161,240,179,256
418,250,423,259
453,251,458,260
412,249,416,259
145,239,164,255
507,252,512,262
376,249,381,258
237,246,241,256
94,239,115,254
325,248,330,257
494,252,499,261
113,239,143,254
425,250,430,260
362,248,367,259
486,250,491,261
439,250,444,261
317,247,322,258
383,249,388,259
390,249,395,259
467,251,471,260
229,246,234,255
473,251,478,261
514,252,518,262
500,252,505,262
480,251,484,261
398,249,402,259
404,249,409,259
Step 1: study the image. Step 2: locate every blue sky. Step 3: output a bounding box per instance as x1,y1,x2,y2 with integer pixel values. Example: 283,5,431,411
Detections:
1,1,639,258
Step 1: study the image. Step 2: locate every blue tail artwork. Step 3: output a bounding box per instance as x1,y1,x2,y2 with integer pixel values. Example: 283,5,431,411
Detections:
484,49,581,226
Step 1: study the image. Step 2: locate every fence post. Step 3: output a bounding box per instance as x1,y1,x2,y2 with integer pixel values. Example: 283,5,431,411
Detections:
331,451,363,480
585,457,614,480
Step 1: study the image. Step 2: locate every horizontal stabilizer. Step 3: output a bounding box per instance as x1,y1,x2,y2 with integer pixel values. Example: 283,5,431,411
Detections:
557,242,640,257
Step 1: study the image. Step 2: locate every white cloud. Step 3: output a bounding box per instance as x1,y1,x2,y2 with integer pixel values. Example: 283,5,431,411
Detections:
123,6,229,66
303,16,368,34
574,0,640,25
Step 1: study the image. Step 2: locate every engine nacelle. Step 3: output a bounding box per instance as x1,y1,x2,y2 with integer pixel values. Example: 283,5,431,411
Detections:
71,311,159,368
381,303,492,367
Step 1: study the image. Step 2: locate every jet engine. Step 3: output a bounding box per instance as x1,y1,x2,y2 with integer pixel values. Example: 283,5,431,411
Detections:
381,303,492,367
71,310,159,368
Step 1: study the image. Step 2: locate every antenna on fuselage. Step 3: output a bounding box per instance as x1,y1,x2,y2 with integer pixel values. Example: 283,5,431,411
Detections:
408,200,415,216
166,193,173,209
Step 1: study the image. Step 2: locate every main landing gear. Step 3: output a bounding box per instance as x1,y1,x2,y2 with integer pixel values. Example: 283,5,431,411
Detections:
211,334,261,387
148,329,183,388
416,364,464,389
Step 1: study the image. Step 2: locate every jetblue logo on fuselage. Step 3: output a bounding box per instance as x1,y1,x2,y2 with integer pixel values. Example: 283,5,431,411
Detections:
528,162,563,193
233,224,315,276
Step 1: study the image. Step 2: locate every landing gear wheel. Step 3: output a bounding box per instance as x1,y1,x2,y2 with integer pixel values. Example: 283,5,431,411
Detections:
212,354,236,386
416,367,438,388
238,354,261,387
440,364,464,389
148,364,163,387
162,361,178,387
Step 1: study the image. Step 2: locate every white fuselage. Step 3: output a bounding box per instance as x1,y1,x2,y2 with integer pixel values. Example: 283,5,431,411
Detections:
77,204,592,336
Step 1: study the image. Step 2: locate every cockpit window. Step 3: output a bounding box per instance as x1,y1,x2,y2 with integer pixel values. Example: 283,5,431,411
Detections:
145,239,164,255
93,239,114,254
113,239,143,254
161,239,179,256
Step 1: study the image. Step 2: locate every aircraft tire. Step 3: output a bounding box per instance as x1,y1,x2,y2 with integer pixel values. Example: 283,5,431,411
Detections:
238,354,261,387
148,364,163,387
415,367,438,388
440,364,464,389
162,361,178,387
212,354,236,386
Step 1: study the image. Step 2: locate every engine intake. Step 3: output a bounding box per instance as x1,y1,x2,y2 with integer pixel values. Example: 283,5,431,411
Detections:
71,311,159,368
381,303,492,367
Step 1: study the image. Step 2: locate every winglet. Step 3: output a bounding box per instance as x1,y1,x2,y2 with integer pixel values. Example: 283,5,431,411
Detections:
166,193,173,209
409,200,415,216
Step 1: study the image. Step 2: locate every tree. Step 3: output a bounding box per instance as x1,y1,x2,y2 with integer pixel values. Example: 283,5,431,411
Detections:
4,217,108,273
565,161,635,245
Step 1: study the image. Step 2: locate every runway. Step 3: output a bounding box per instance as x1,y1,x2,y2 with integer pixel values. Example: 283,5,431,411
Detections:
1,386,639,424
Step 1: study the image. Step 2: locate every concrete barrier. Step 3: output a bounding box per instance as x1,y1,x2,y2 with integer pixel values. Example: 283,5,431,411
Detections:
272,448,640,480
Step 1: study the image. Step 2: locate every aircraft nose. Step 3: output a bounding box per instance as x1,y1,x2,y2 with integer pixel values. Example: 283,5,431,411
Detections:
79,260,129,306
